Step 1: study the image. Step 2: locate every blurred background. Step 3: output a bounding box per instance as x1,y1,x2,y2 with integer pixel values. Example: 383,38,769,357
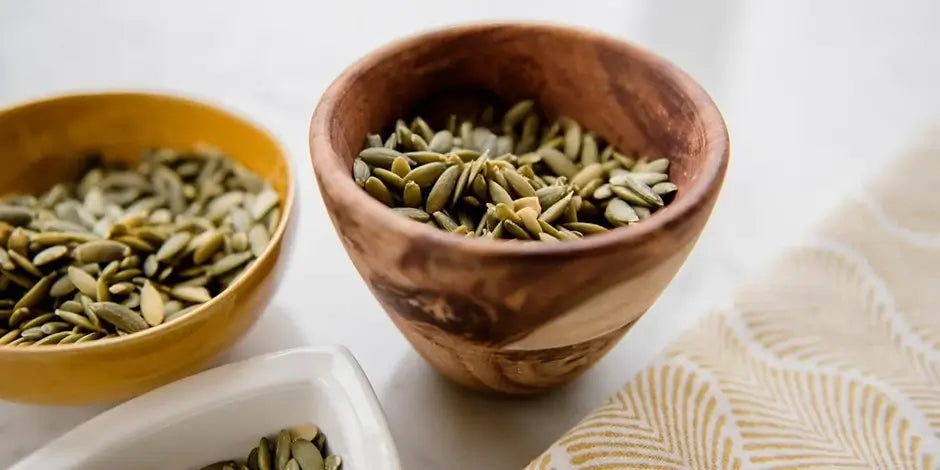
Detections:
1,1,938,468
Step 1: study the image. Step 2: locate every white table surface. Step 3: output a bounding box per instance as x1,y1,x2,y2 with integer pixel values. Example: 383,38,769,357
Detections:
1,1,938,468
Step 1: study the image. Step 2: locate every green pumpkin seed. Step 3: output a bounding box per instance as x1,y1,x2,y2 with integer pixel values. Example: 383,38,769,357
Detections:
425,164,461,214
15,274,55,310
613,151,636,169
32,245,68,266
40,321,70,335
365,134,384,148
8,307,31,328
399,181,421,209
537,147,578,178
291,439,324,470
502,99,534,130
284,460,300,470
0,329,19,345
251,189,279,221
404,151,447,165
0,206,33,227
248,224,270,258
169,285,211,304
564,222,609,234
634,157,669,173
192,230,225,264
652,181,677,196
538,192,573,224
323,455,341,470
392,208,430,222
388,156,411,178
560,117,582,159
403,162,447,188
358,147,403,168
352,158,371,186
20,313,55,330
0,248,14,271
274,429,292,470
59,300,83,313
610,185,654,208
75,332,104,343
21,327,46,340
364,177,393,207
91,301,148,333
72,240,129,264
210,251,252,277
486,180,513,206
502,167,536,198
432,211,460,232
635,206,652,220
56,332,84,345
604,198,640,226
581,133,599,165
570,163,603,190
8,250,43,277
428,130,454,153
247,447,260,470
626,172,668,186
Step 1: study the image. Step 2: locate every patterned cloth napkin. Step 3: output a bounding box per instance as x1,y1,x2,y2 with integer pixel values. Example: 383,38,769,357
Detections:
527,135,940,469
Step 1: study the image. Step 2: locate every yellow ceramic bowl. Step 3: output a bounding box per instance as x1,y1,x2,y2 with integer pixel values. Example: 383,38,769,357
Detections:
0,92,295,404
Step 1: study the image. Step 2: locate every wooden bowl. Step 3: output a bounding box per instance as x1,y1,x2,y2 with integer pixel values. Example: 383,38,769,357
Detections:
310,23,728,394
0,92,295,404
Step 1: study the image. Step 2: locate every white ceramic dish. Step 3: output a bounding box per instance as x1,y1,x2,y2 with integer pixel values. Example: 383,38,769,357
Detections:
10,346,400,470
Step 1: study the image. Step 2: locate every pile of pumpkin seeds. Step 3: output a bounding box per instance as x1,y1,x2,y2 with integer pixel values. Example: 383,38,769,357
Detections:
353,99,677,241
0,147,280,346
200,424,341,470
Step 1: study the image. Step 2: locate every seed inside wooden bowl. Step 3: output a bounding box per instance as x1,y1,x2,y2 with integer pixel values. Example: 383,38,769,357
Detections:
0,148,281,346
352,100,677,241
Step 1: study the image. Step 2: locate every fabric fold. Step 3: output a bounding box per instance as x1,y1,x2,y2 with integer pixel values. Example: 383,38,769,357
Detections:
527,133,940,469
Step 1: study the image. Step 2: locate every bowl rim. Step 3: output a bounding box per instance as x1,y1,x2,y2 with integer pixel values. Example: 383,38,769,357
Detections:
0,90,296,354
9,346,401,470
310,21,729,260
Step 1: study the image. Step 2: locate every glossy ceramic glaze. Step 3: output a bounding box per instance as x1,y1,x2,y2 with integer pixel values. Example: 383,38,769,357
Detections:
0,92,295,404
10,347,400,470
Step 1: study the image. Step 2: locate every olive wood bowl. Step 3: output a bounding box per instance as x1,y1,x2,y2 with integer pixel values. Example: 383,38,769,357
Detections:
310,23,728,394
0,92,295,404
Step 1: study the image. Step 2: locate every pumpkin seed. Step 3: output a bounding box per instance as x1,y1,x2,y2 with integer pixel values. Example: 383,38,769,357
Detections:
72,240,129,263
432,211,460,231
604,198,640,226
352,158,370,186
170,285,212,304
539,192,573,224
365,134,384,148
91,301,148,333
353,101,675,241
634,157,669,173
428,130,454,153
8,250,43,277
15,274,55,310
652,181,678,196
403,162,447,188
32,245,68,266
392,208,430,222
358,147,403,168
274,429,292,469
364,177,393,207
291,439,324,470
423,164,459,214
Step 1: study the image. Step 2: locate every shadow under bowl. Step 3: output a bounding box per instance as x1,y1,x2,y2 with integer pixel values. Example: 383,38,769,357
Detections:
310,23,728,394
0,92,295,404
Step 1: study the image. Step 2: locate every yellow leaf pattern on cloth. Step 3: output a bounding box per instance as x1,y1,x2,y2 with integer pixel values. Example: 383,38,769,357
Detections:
527,135,940,469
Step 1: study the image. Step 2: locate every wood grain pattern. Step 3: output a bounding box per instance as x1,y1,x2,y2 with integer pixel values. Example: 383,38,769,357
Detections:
0,93,294,404
310,23,729,394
